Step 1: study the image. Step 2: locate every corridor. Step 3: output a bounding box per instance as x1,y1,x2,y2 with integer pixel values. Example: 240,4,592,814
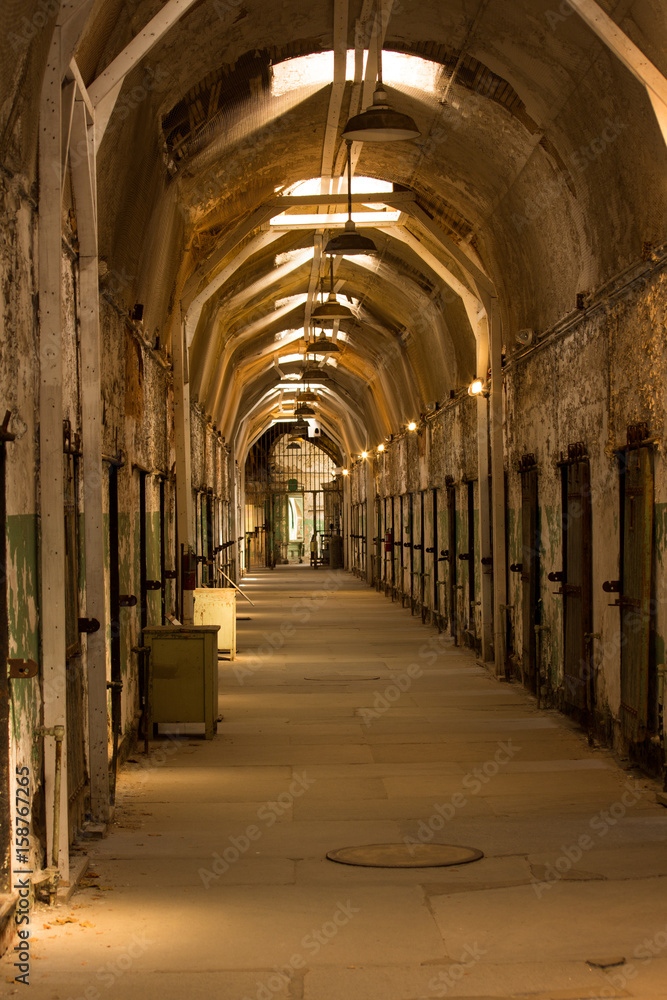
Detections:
4,566,667,1000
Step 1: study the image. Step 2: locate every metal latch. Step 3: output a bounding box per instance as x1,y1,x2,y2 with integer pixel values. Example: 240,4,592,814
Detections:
106,680,123,691
163,570,177,580
8,659,38,678
78,618,100,633
145,580,161,590
119,595,137,607
458,552,470,561
510,563,523,573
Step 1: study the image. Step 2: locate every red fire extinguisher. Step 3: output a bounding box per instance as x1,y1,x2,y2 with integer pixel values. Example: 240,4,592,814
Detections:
384,530,393,553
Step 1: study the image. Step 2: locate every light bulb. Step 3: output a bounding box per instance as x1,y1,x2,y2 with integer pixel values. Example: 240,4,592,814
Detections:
408,421,417,431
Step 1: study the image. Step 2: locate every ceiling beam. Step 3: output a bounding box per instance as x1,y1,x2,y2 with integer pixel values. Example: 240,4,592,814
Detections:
398,202,495,298
569,0,667,146
182,204,279,307
185,229,284,346
87,0,200,109
273,191,415,208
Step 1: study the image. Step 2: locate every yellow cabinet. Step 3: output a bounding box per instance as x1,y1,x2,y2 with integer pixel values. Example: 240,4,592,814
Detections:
193,587,237,659
143,626,219,740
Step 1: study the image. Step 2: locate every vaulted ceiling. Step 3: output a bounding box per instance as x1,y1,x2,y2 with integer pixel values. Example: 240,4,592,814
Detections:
3,0,665,460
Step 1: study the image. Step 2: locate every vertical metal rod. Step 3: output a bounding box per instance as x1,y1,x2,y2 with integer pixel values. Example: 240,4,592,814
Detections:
51,727,65,870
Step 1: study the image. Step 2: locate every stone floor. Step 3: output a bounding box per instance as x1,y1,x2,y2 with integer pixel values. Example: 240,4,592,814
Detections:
4,565,667,999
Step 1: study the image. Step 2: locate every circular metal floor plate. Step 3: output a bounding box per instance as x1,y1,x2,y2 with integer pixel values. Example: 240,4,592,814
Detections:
326,843,484,868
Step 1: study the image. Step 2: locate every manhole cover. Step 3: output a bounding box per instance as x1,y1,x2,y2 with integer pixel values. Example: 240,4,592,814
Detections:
326,843,484,868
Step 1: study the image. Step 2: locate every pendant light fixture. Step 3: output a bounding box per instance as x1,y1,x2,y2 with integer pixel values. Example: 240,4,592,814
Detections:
295,398,316,416
311,257,354,322
312,328,340,353
302,365,333,382
325,141,377,256
342,17,420,142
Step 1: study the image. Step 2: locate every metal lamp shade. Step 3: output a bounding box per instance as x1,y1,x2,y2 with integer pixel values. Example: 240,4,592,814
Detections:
312,334,340,353
342,87,420,142
325,220,377,255
311,293,353,322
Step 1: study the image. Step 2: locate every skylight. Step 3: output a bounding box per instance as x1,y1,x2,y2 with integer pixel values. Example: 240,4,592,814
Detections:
272,51,440,99
285,176,393,197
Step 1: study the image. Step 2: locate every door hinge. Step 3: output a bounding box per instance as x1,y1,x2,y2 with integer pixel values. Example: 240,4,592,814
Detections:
8,658,38,678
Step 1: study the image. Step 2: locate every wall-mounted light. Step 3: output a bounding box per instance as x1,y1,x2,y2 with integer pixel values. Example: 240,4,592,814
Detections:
407,421,417,432
361,451,368,459
342,469,349,476
467,378,489,398
377,443,385,452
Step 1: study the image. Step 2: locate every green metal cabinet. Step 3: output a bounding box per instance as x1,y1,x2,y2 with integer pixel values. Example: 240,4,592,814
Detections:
142,626,220,740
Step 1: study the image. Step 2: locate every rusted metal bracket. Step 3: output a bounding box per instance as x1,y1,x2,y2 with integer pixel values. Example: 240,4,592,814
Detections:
78,617,100,633
145,580,162,590
558,442,589,465
8,658,38,678
63,418,82,456
163,569,177,580
518,453,537,473
119,594,137,607
0,410,15,442
510,563,523,573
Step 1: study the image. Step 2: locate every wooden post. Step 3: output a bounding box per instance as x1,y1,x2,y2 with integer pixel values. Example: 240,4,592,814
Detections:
475,310,493,662
366,459,375,585
484,296,507,677
39,26,69,880
71,96,109,823
173,319,195,622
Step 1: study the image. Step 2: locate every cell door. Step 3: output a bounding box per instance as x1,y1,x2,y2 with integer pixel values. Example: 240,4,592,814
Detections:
396,496,404,597
520,456,540,691
412,492,422,614
64,450,89,837
374,498,382,587
466,482,476,637
424,490,435,621
447,481,458,643
361,500,367,575
403,494,413,605
391,496,399,594
560,444,593,717
619,429,654,742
